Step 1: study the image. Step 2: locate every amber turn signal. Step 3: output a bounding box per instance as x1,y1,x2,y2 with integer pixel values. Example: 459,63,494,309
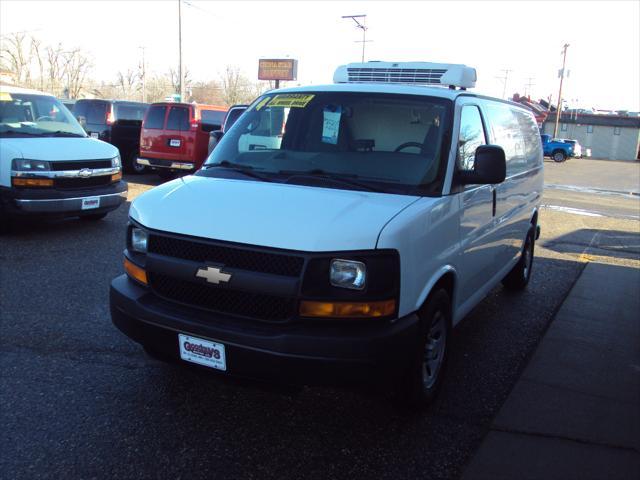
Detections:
111,172,122,182
124,257,148,285
11,177,54,187
299,299,396,318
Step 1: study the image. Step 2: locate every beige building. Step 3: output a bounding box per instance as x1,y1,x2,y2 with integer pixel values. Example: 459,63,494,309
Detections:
543,113,640,161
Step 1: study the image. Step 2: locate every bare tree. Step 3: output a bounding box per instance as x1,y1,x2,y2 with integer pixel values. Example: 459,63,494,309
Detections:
62,49,92,98
0,32,32,85
30,37,45,91
45,43,65,94
168,67,190,97
220,65,266,106
116,69,139,100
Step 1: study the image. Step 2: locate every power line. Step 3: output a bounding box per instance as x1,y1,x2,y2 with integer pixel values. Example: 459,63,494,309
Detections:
495,69,512,99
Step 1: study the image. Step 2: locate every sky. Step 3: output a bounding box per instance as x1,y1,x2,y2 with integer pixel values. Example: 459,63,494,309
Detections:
1,0,639,110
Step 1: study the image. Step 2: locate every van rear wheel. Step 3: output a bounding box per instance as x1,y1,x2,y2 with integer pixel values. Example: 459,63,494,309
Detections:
394,288,451,409
125,151,146,174
502,228,535,291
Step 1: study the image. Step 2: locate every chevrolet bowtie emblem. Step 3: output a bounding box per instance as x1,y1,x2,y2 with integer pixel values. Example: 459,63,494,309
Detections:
195,266,232,285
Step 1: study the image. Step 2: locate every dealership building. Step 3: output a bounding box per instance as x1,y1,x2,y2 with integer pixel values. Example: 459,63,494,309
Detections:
542,113,640,161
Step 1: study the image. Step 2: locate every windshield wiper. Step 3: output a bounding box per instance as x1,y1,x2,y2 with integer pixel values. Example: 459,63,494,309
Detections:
203,160,272,182
279,169,385,193
44,131,85,137
0,130,44,136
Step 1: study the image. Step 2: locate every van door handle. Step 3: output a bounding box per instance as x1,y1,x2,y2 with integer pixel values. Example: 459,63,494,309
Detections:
491,187,497,217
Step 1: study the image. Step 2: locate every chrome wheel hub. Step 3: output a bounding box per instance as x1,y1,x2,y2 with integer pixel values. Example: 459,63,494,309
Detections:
422,311,446,389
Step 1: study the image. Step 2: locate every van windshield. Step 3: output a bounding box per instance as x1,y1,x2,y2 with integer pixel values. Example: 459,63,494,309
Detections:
0,92,86,137
202,92,452,195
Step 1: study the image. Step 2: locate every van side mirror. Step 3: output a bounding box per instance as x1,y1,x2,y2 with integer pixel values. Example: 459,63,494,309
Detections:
457,145,506,185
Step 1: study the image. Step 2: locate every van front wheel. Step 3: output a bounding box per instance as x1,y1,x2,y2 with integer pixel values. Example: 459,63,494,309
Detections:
394,289,451,409
502,228,535,291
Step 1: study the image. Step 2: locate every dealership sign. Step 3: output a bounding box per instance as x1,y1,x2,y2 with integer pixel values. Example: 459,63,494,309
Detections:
258,59,298,81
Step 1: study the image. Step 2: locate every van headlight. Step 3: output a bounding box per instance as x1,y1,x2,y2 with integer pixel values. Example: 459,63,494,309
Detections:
111,154,121,169
330,259,366,290
130,228,148,253
11,159,51,171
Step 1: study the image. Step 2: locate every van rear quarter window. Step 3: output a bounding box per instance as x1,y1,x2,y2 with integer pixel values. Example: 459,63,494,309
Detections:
144,106,166,129
115,104,147,121
166,106,190,131
75,101,107,125
201,110,225,131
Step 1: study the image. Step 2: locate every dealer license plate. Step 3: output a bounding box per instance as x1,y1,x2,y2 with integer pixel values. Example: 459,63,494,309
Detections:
81,197,100,210
169,139,181,147
178,334,226,371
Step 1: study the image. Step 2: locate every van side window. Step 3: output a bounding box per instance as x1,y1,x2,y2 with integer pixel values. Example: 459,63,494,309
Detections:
457,106,486,171
511,108,543,169
484,104,526,176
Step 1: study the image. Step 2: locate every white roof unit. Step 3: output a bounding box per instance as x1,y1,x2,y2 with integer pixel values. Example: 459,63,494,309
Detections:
333,61,477,89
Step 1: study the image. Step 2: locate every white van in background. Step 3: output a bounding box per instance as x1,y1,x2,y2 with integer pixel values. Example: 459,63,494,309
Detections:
110,62,543,408
0,86,127,231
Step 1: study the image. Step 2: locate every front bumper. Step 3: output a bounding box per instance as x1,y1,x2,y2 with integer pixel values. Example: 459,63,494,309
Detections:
0,181,127,217
110,274,421,386
137,157,195,171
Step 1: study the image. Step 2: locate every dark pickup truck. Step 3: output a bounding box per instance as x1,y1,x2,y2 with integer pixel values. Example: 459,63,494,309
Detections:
74,100,149,173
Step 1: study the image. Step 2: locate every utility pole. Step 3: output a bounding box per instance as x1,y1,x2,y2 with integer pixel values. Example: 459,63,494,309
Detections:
496,69,512,99
553,43,570,138
524,76,535,98
178,0,184,101
139,46,146,103
342,14,370,62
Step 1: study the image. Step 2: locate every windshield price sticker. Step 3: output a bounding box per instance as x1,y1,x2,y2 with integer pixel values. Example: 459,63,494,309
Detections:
322,105,342,144
254,97,272,111
0,92,13,102
267,94,315,109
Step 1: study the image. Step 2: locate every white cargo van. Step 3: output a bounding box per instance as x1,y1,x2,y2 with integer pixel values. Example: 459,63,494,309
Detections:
0,86,126,230
110,62,543,407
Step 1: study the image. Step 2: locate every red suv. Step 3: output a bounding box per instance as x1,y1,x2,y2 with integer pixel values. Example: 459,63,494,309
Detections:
138,102,227,178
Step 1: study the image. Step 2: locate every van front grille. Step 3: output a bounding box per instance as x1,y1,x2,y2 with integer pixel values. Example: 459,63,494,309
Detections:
148,272,295,322
147,235,305,277
51,160,112,171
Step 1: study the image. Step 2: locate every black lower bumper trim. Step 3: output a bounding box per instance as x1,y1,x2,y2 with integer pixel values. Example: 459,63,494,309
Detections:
110,274,420,386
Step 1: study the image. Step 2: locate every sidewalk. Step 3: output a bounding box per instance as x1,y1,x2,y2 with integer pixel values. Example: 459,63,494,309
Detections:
462,261,640,480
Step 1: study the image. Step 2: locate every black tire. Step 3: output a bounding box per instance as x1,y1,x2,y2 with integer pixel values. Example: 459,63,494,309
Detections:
124,150,147,174
502,228,535,291
80,212,108,221
552,150,567,162
394,288,451,409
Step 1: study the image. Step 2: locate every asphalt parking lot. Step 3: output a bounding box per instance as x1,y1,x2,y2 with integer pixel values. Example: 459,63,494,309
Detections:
1,158,639,479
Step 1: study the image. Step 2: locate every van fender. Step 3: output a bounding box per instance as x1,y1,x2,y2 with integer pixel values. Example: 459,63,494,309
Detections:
413,265,458,315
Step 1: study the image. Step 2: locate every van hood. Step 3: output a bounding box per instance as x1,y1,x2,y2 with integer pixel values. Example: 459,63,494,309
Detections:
130,176,420,252
2,137,118,161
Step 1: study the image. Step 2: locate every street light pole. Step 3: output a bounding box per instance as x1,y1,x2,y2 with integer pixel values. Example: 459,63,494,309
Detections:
178,0,183,101
553,43,570,139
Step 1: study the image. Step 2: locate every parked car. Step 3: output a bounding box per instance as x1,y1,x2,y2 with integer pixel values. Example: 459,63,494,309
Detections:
137,102,227,178
111,61,543,408
540,134,579,162
207,104,249,155
74,99,149,173
0,86,126,232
